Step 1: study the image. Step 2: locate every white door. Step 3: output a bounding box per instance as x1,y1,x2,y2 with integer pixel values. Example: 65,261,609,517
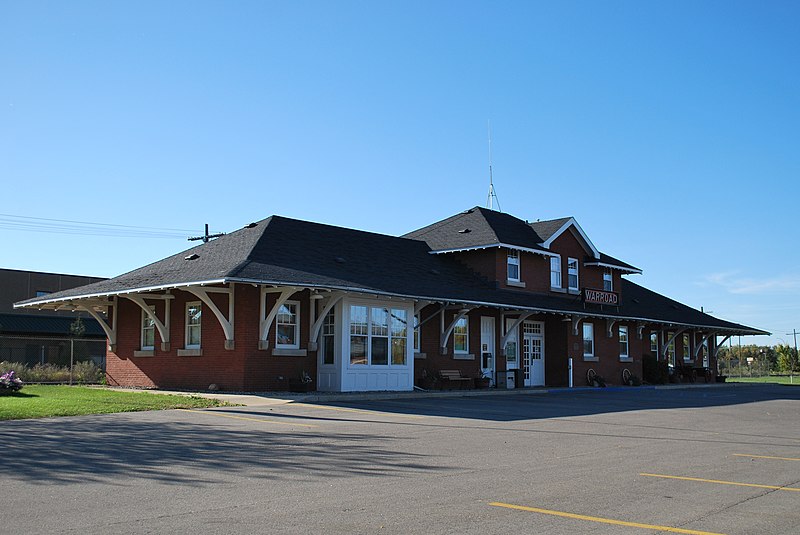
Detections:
522,321,545,387
480,317,495,385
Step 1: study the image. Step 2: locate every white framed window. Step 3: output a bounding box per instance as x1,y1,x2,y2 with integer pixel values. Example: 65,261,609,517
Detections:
141,306,155,350
603,271,613,291
507,249,520,282
185,302,202,349
650,332,658,354
276,300,300,349
582,322,594,357
321,308,335,365
349,305,408,366
667,332,676,364
619,326,629,359
453,316,468,354
683,333,691,361
568,257,579,291
413,314,420,352
550,256,562,288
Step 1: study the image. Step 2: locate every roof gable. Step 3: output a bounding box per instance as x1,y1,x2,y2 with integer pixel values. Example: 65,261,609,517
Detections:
536,217,600,259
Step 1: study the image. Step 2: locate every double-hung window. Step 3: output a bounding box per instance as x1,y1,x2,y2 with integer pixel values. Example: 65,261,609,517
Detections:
583,322,594,358
507,249,520,282
141,306,155,350
413,314,420,352
453,316,468,354
185,302,202,349
667,332,676,364
349,305,408,366
683,333,691,361
568,258,579,291
603,271,613,291
650,332,659,354
619,326,629,359
276,301,300,349
550,256,562,288
321,309,335,365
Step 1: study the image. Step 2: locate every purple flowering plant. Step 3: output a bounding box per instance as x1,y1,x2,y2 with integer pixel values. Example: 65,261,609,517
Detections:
0,370,24,394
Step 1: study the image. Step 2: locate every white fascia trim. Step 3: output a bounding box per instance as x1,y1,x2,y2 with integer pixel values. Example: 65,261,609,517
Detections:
13,279,228,309
541,218,601,259
428,242,559,258
583,261,642,274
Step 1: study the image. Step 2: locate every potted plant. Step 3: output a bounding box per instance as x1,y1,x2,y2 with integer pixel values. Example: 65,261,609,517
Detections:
474,370,491,389
289,370,314,393
0,370,23,395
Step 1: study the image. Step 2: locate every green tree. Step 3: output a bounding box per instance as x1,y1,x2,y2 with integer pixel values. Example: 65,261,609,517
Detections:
776,345,796,374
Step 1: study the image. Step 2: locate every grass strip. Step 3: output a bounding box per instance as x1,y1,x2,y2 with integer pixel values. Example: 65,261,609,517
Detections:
0,385,228,420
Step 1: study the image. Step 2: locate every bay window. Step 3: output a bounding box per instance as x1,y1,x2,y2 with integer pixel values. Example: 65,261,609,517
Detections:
349,305,408,366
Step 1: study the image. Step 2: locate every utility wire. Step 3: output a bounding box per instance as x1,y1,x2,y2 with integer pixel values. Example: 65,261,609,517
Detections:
0,213,201,239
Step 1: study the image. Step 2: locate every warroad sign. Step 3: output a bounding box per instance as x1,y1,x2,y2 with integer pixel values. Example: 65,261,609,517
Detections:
583,288,619,305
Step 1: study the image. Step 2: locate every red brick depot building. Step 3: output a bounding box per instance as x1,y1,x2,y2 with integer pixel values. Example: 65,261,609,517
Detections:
16,207,766,392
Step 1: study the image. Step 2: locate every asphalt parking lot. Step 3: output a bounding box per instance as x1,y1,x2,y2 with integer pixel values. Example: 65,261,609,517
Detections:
2,385,800,534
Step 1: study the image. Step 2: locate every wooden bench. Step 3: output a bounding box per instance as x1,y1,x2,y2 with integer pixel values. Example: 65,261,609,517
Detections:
438,369,473,390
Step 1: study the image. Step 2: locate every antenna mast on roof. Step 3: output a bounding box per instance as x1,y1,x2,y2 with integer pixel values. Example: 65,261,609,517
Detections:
486,120,501,212
188,223,225,243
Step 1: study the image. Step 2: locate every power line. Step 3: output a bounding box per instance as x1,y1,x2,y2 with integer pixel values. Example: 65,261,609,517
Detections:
0,213,198,239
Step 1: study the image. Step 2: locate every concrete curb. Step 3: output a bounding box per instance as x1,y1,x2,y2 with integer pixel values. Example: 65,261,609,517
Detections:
120,381,756,407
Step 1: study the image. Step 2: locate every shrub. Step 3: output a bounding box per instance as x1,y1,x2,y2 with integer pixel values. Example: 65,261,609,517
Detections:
642,354,669,384
0,361,103,384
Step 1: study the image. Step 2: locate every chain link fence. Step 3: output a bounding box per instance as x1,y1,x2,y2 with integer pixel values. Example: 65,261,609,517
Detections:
0,335,106,383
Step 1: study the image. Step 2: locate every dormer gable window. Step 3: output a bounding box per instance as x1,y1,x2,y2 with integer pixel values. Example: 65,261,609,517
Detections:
507,249,520,282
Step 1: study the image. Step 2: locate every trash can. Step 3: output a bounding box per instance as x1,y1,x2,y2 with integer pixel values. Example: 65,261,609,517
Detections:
513,369,524,388
496,370,515,389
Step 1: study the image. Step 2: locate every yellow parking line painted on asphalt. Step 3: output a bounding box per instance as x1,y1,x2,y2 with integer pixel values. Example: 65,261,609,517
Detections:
178,409,317,428
640,473,800,492
734,454,800,462
291,403,425,419
489,502,726,535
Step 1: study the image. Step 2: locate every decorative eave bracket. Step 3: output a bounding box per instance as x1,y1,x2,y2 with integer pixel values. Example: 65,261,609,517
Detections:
185,284,235,350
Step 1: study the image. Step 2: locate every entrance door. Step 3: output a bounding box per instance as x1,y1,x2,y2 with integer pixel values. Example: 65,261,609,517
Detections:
480,317,495,385
522,321,545,386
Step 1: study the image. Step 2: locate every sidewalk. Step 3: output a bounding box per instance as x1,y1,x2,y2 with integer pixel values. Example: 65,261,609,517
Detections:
134,381,746,407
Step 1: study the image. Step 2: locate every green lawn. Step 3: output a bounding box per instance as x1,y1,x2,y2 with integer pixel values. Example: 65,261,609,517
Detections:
0,385,228,421
727,375,800,386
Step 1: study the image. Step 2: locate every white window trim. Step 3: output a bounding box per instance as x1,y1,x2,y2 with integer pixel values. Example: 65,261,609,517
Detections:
347,303,411,368
276,300,301,350
619,326,629,360
683,334,691,361
568,257,579,292
453,316,469,354
582,322,594,358
603,271,613,292
320,306,336,366
507,249,520,282
550,255,562,289
141,306,155,351
413,313,420,352
650,332,659,354
185,301,202,349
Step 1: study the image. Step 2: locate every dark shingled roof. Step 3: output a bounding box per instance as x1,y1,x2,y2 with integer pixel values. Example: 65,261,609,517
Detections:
402,207,551,253
0,313,106,337
15,213,764,335
529,217,572,242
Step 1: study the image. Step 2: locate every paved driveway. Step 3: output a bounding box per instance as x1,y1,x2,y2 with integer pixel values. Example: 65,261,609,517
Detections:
2,385,800,534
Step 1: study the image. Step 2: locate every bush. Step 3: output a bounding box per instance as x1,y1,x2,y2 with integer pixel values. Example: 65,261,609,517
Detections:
0,361,103,384
642,354,669,384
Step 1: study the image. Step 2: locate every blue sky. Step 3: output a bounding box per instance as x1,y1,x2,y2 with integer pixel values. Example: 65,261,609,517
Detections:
2,1,798,346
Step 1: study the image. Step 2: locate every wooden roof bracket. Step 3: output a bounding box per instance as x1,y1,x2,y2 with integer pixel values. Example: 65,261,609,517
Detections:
259,286,297,350
500,311,536,348
186,284,235,350
661,328,687,360
308,292,345,351
636,322,646,340
123,294,171,351
77,296,118,352
713,335,732,359
440,306,475,354
695,331,716,358
606,318,618,338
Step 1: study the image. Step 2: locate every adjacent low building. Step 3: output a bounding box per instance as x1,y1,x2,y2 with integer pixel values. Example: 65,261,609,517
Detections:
14,208,766,391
